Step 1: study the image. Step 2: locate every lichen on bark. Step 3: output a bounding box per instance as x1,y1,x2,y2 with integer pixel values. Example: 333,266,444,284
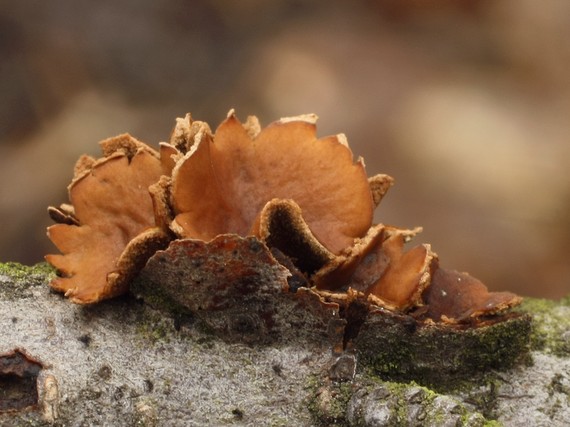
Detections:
516,297,570,357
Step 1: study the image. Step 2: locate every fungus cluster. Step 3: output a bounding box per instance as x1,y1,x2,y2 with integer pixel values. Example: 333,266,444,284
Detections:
46,111,521,327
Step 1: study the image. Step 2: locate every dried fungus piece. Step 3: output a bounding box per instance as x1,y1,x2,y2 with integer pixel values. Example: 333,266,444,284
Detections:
140,234,290,312
148,175,174,230
166,113,212,154
45,134,170,303
170,111,376,256
135,234,342,344
368,174,394,208
423,268,523,323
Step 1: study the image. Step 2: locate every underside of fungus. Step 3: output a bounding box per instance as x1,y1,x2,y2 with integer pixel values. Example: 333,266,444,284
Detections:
46,110,522,329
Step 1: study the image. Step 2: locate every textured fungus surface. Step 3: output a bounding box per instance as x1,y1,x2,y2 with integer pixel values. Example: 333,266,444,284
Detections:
134,235,343,346
140,235,291,312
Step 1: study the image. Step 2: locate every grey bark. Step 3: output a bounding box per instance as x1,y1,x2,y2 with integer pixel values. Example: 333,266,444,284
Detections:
0,263,569,426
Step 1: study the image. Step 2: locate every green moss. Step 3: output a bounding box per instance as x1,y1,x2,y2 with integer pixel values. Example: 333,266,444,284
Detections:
384,381,493,426
308,376,496,427
0,262,54,300
0,261,54,282
516,297,570,357
306,375,353,426
386,381,431,423
355,312,532,391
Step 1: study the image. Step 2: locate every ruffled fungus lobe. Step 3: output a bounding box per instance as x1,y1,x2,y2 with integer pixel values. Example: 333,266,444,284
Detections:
46,135,171,303
364,235,437,311
168,112,375,255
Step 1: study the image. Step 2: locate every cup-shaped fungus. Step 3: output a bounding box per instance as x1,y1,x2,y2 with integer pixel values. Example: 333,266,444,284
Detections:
45,110,523,333
46,135,171,303
167,111,382,257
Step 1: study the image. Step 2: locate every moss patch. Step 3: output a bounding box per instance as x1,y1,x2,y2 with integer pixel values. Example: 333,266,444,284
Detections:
308,376,494,427
516,297,570,357
354,311,532,391
0,262,54,300
306,375,354,426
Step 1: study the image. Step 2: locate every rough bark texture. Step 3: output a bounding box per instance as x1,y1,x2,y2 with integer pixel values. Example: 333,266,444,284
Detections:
0,262,569,426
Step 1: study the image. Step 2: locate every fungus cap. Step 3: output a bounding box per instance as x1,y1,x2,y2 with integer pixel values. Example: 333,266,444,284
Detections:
170,112,375,255
45,135,168,303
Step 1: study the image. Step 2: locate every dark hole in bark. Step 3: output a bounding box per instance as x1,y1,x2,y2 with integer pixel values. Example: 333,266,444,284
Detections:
0,349,43,412
341,300,369,350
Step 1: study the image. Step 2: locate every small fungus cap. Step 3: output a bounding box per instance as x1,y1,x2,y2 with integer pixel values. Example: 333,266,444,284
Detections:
423,268,523,322
170,112,375,255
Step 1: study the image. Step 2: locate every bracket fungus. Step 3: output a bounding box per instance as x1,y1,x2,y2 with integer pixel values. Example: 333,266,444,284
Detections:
46,110,527,374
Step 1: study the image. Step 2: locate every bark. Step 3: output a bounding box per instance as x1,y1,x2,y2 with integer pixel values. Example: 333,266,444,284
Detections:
0,262,568,426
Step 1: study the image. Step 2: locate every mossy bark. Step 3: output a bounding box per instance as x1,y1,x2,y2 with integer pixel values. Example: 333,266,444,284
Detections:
0,262,568,426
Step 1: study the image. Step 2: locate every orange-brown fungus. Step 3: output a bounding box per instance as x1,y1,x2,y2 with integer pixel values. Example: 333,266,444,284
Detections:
46,110,522,324
255,198,335,274
169,112,374,255
423,268,522,322
312,224,387,291
364,234,437,310
46,134,169,303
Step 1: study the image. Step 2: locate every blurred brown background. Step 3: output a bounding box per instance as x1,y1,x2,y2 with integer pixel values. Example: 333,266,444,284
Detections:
1,0,568,298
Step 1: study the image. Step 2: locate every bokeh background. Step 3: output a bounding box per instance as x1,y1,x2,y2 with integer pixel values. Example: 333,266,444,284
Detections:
1,0,569,298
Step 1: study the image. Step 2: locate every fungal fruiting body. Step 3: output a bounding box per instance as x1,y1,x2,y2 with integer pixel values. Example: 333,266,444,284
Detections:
46,135,171,303
46,110,522,328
